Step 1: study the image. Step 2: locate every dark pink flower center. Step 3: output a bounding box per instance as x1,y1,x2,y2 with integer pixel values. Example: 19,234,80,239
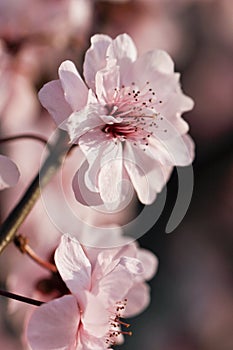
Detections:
102,81,165,150
103,123,138,139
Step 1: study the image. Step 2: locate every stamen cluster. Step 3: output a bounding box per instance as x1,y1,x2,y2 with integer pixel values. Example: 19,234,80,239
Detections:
106,299,132,347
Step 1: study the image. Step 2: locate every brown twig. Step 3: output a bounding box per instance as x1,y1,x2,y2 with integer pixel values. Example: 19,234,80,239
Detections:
0,130,70,253
14,235,57,273
0,289,43,307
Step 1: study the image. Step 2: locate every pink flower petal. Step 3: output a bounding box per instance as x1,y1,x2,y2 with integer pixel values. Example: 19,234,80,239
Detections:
82,291,109,337
129,51,179,100
95,61,120,104
113,241,138,260
58,60,88,111
27,295,79,350
38,80,72,126
136,249,159,281
92,249,122,279
124,164,156,204
93,264,134,308
0,155,20,190
124,283,151,318
145,49,174,74
148,113,190,142
146,127,194,166
119,256,144,275
93,256,143,308
77,331,107,350
107,33,137,62
132,49,175,77
100,114,123,124
67,108,104,143
124,143,170,204
98,144,125,209
55,235,91,297
156,92,194,137
159,90,194,120
157,134,195,166
79,131,114,192
83,34,112,91
106,33,137,81
146,138,177,166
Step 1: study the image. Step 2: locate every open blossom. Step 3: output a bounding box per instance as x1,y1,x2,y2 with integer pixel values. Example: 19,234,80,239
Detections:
27,234,158,349
39,33,194,208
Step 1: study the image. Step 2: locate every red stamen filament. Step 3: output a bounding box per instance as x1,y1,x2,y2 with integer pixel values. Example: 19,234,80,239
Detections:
116,319,130,328
120,330,132,336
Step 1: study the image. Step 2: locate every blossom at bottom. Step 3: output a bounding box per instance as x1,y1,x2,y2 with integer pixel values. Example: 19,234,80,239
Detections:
26,234,158,349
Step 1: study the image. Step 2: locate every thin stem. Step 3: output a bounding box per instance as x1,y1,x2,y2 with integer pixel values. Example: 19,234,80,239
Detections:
0,134,48,146
14,235,57,273
0,289,43,306
0,130,70,254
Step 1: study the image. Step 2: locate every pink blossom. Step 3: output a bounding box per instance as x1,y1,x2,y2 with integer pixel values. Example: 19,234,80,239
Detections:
27,234,158,349
39,33,194,209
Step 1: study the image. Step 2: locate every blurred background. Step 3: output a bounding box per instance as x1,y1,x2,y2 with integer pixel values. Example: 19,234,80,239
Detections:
0,0,233,349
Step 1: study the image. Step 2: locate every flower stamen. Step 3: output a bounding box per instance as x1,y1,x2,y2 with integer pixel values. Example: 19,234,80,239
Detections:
106,299,132,347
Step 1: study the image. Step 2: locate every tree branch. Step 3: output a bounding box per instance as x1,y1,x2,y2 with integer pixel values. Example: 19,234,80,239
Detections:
0,130,70,254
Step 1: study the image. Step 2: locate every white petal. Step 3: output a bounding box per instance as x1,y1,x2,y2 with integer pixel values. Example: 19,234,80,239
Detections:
106,33,137,81
157,134,195,166
79,130,113,191
119,256,144,275
83,34,112,91
151,113,190,142
100,114,123,124
130,51,179,100
67,108,104,143
137,249,159,281
38,80,72,127
124,283,151,318
147,49,174,74
124,143,169,204
59,60,88,111
77,331,107,350
132,49,174,78
95,62,120,104
55,235,91,297
93,263,134,309
82,292,109,337
27,295,79,350
158,91,194,128
98,144,125,210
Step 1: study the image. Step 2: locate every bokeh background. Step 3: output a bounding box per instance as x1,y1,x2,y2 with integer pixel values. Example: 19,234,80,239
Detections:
0,0,233,349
